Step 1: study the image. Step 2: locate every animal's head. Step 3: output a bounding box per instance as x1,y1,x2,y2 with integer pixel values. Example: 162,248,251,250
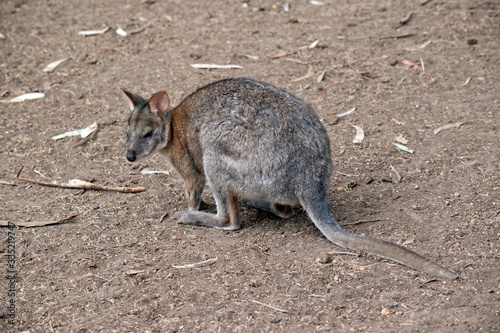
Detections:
121,89,171,162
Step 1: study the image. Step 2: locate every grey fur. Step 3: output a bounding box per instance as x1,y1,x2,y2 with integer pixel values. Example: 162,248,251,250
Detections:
123,78,457,280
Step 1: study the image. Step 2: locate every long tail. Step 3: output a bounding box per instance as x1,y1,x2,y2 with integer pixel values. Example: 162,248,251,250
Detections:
302,198,457,280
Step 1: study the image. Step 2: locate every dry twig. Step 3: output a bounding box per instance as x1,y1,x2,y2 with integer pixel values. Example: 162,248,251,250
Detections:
15,165,146,193
343,219,382,226
0,214,79,227
172,257,218,269
249,300,289,313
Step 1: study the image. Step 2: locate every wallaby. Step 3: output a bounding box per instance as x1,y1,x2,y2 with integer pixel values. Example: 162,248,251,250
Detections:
122,78,457,280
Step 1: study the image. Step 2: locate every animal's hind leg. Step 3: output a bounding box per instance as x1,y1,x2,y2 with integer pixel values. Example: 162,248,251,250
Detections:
242,199,295,218
176,190,240,231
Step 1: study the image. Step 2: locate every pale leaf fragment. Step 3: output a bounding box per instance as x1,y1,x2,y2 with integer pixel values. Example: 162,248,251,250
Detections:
309,39,319,49
191,64,243,69
393,143,414,154
389,165,402,182
3,92,45,103
337,107,356,118
317,70,326,83
291,66,314,82
78,27,110,36
350,124,365,144
309,1,325,5
173,257,218,269
434,122,465,135
0,32,6,39
141,169,170,175
51,121,98,141
116,28,127,37
395,134,409,144
43,56,73,72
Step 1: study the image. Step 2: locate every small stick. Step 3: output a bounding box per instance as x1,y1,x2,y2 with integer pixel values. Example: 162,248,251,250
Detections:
343,219,382,226
284,58,328,65
158,211,168,223
336,171,361,177
72,127,99,147
379,33,417,40
309,294,326,298
172,257,218,269
15,165,146,193
0,214,79,227
0,180,16,186
249,300,289,313
87,273,112,282
327,251,359,256
291,66,314,82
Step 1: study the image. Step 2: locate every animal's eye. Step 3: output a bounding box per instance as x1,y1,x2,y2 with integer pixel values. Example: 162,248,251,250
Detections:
143,130,154,139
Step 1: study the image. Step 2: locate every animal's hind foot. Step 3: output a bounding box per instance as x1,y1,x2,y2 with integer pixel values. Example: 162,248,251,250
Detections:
175,210,240,231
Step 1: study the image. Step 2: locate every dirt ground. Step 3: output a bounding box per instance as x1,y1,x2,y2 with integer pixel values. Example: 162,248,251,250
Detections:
1,0,499,332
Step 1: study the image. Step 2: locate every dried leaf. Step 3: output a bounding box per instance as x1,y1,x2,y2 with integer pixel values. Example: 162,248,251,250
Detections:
190,64,243,69
419,40,432,49
309,39,319,49
433,122,465,135
392,118,405,126
51,121,98,140
395,134,409,144
389,165,402,182
337,107,356,118
78,27,110,36
2,92,45,103
43,56,73,72
140,169,170,175
400,13,413,25
115,28,127,36
243,54,259,60
350,124,365,144
402,59,418,68
126,269,144,275
291,66,314,82
317,70,326,83
393,143,414,154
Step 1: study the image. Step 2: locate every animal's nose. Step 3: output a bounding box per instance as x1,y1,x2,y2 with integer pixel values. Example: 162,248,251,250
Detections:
126,151,136,162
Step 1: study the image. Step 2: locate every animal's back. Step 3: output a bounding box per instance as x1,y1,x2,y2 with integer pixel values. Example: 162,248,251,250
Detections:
180,78,332,203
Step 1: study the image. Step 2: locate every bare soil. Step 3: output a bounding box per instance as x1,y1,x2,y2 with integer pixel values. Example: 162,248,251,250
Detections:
1,0,499,332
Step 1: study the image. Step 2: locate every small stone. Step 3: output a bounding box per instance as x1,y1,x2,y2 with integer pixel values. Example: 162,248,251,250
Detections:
414,185,419,190
337,187,345,192
381,308,390,316
467,38,478,45
171,235,180,240
453,192,460,197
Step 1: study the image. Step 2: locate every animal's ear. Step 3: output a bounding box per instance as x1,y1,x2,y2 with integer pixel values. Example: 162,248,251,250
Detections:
120,89,145,112
149,91,170,119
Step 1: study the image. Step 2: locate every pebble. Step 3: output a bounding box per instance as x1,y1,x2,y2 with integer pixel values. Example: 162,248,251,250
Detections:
381,308,390,316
